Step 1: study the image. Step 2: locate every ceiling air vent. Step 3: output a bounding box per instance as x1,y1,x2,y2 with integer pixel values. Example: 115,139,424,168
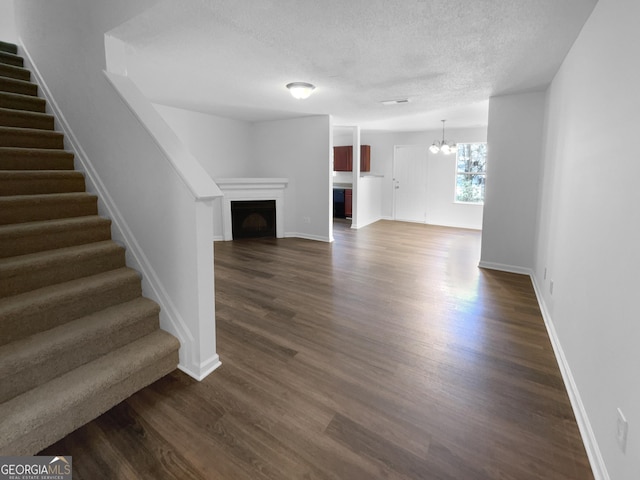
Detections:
381,99,410,105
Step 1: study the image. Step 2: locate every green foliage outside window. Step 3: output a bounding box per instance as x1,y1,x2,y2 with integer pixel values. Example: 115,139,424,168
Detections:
455,143,487,204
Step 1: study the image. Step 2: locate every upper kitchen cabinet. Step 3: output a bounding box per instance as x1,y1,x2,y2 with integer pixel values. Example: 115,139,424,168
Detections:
333,145,371,172
360,145,370,172
334,145,352,171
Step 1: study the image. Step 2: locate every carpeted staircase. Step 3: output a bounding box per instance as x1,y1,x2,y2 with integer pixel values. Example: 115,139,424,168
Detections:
0,40,180,455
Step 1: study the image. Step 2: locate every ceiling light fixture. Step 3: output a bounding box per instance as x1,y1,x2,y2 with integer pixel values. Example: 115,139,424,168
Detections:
429,119,456,155
286,82,316,99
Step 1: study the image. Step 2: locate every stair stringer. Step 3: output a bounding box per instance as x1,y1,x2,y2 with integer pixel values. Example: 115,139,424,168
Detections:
18,41,222,381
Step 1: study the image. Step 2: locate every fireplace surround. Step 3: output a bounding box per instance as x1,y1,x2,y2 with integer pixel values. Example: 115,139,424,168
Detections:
215,178,288,241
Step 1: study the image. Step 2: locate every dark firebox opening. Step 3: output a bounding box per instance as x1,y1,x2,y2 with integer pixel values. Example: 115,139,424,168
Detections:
231,200,276,239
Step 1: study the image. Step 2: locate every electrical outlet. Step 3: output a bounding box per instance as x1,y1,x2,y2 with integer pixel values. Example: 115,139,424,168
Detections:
302,216,311,224
617,408,628,453
550,280,554,295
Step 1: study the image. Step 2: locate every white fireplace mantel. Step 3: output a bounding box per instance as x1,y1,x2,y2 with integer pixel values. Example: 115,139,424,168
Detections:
215,178,288,241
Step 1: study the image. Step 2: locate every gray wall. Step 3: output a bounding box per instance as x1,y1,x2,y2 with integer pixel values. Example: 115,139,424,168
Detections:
480,91,546,272
533,0,640,477
252,115,332,241
0,0,18,42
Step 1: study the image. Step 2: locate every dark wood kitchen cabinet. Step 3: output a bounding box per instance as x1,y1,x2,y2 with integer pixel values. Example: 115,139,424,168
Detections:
333,146,352,171
333,145,370,172
360,145,370,172
345,189,352,217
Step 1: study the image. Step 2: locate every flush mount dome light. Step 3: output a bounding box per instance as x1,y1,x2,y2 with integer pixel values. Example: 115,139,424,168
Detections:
286,82,316,99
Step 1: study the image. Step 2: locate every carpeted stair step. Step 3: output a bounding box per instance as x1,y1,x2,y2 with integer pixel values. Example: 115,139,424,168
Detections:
0,240,125,298
0,63,30,82
0,215,111,258
0,76,38,97
0,39,180,457
0,50,23,68
0,91,46,113
0,267,143,346
0,147,74,170
0,329,179,455
0,41,17,55
0,63,31,82
0,170,85,196
0,297,161,403
0,192,97,225
0,126,64,149
0,41,18,55
0,107,54,130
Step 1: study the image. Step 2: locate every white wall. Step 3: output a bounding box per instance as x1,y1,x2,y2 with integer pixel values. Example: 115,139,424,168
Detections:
153,107,332,241
0,0,18,43
333,171,352,185
153,104,253,178
14,0,222,380
361,128,487,229
533,0,640,477
333,132,352,146
252,116,332,241
480,91,546,272
153,104,253,238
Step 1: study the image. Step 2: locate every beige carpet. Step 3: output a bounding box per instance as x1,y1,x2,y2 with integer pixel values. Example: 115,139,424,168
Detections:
0,39,180,455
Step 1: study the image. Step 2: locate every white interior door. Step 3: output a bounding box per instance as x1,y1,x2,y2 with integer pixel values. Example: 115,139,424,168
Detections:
393,145,428,223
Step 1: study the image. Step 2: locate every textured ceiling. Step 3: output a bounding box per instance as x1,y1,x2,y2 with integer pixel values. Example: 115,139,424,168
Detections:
110,0,598,131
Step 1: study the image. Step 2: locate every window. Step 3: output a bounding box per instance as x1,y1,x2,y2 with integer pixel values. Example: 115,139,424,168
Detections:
455,143,487,204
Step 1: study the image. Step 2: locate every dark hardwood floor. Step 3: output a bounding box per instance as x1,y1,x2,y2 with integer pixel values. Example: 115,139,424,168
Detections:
41,220,594,479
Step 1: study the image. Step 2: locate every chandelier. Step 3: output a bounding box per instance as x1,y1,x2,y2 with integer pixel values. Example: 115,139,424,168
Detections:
429,120,456,154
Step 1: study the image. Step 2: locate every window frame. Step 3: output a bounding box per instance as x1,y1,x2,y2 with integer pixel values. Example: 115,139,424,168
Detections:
453,142,487,205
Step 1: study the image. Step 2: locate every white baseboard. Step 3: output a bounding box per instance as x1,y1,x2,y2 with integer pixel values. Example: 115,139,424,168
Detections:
178,354,222,381
477,260,533,276
351,217,382,230
213,233,331,242
530,276,609,480
481,259,608,480
284,232,332,242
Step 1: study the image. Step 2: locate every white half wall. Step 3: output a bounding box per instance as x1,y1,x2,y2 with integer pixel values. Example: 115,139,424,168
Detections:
480,91,546,271
533,0,640,477
353,176,383,229
252,116,332,241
